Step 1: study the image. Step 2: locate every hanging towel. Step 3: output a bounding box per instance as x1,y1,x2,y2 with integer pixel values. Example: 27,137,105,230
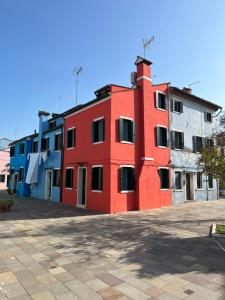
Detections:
26,153,39,184
41,151,48,162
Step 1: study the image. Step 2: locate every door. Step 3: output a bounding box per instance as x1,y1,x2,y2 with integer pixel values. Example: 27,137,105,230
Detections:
186,173,193,200
77,167,87,207
12,173,18,191
45,170,52,200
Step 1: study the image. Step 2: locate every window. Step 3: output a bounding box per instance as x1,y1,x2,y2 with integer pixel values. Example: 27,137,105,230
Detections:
174,171,182,190
120,166,135,192
18,167,24,182
32,140,38,153
204,112,212,123
91,166,103,191
119,118,135,143
156,92,167,110
197,172,203,189
91,118,105,143
171,131,184,150
65,168,73,188
205,138,214,148
54,133,62,151
53,169,61,187
10,146,15,157
193,136,204,153
49,120,56,129
156,126,168,147
67,128,75,148
0,174,5,183
208,175,213,189
41,137,50,151
159,168,170,189
173,100,183,113
19,143,25,155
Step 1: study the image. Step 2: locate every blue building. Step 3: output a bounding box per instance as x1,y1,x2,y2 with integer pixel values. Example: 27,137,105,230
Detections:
28,112,64,202
9,133,37,196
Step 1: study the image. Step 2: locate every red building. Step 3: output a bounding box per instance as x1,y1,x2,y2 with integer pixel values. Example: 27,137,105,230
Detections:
61,57,171,213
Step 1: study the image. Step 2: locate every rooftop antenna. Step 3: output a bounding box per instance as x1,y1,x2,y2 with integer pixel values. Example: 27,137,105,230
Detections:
58,94,62,113
188,80,201,88
142,36,154,58
73,66,83,106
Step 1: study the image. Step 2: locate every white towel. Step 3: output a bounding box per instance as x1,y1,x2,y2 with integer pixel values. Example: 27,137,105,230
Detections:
26,153,39,184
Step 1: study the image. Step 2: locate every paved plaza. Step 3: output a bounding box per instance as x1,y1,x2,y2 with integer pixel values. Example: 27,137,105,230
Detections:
0,192,225,299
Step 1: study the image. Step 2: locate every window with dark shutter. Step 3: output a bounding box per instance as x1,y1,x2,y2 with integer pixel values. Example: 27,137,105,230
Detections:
19,143,25,155
0,174,5,183
119,118,135,143
120,167,135,191
156,126,168,147
205,138,214,148
10,146,15,157
65,168,73,188
49,120,56,129
91,166,103,191
18,167,24,182
54,133,62,151
175,171,182,190
197,172,203,189
204,112,212,123
156,92,167,110
92,118,105,143
41,137,50,151
208,175,213,189
171,131,184,150
32,141,38,153
193,136,204,153
67,128,75,148
53,169,61,187
159,168,170,189
174,100,183,113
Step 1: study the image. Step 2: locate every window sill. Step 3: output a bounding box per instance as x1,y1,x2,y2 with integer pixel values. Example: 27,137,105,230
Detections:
205,121,212,124
53,186,60,188
65,187,73,190
156,107,167,112
92,141,104,145
157,146,168,149
120,141,134,144
76,204,86,208
196,188,204,191
174,148,183,151
91,190,103,193
54,150,61,152
172,111,182,114
67,147,74,150
208,188,214,191
120,190,135,193
174,189,183,192
160,188,170,191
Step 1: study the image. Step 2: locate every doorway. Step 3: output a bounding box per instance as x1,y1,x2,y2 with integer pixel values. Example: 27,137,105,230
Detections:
77,167,87,207
45,170,52,200
12,173,18,191
186,172,194,201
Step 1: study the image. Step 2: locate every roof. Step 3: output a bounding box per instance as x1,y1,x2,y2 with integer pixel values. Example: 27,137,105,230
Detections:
170,86,222,111
135,56,153,66
9,133,38,146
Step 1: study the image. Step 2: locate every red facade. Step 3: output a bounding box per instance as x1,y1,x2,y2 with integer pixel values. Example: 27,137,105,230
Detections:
62,57,172,213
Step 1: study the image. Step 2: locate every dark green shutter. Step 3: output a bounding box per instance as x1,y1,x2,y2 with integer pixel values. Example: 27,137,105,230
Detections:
119,119,124,141
170,99,174,111
91,122,94,143
204,112,207,122
171,131,175,149
74,129,76,147
100,119,105,141
155,92,159,108
132,168,135,190
180,102,183,113
132,121,135,143
181,132,184,149
99,167,103,190
193,136,197,152
120,168,126,191
156,127,160,146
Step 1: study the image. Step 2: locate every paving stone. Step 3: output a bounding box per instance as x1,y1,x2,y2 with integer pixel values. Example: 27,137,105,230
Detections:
115,283,149,300
2,282,27,298
32,291,55,300
49,267,66,276
15,270,39,288
0,271,18,285
54,272,75,283
37,273,57,285
45,281,70,297
98,273,123,287
56,292,79,300
65,279,102,299
98,287,124,299
145,285,165,298
86,278,109,291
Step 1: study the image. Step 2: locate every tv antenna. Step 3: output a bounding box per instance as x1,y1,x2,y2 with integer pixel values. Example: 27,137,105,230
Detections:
142,36,154,58
73,66,83,106
188,80,201,88
58,94,62,113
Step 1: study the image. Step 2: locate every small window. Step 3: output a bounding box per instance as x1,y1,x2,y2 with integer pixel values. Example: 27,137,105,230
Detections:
10,146,15,157
18,167,24,182
10,169,14,176
156,92,167,110
19,143,25,155
54,133,62,151
0,174,5,183
65,168,73,188
156,126,168,147
197,172,203,189
53,169,61,187
193,136,204,153
204,112,212,123
41,137,50,151
92,166,103,191
92,118,105,143
205,138,214,148
208,175,213,189
32,141,38,153
119,118,135,143
49,120,56,129
171,131,184,150
174,100,183,113
175,171,182,190
120,167,135,192
159,168,170,189
67,128,75,148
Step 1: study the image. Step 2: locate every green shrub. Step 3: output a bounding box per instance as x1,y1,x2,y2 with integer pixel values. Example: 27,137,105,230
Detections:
0,199,14,212
216,224,225,235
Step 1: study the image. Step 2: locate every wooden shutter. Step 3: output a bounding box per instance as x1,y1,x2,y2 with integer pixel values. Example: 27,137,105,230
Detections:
120,168,126,191
204,112,207,122
132,121,135,143
181,132,184,149
100,119,105,141
156,127,161,146
170,99,174,111
119,119,124,141
193,136,197,152
131,168,135,190
170,131,175,149
99,167,103,190
155,92,159,108
180,102,183,113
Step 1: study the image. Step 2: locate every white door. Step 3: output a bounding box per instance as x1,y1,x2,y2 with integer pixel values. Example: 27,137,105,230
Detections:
77,167,87,207
45,170,52,200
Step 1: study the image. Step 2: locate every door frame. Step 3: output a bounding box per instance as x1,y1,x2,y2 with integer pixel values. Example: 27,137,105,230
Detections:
77,166,87,208
45,169,53,200
185,172,194,201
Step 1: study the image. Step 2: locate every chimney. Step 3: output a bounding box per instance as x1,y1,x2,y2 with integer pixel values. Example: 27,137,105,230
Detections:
135,56,152,80
183,87,192,94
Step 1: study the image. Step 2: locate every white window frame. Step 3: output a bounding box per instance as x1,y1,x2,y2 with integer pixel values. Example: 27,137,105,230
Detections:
174,170,183,191
158,167,170,191
156,90,167,111
92,117,104,145
66,127,75,150
156,124,168,148
205,111,213,124
120,165,135,193
91,165,103,192
18,167,24,183
19,142,25,156
173,99,183,114
172,129,184,151
196,172,203,191
54,132,62,152
53,168,61,188
119,116,135,144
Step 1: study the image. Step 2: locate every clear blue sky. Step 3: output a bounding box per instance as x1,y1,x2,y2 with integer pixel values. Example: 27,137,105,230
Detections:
0,0,224,140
